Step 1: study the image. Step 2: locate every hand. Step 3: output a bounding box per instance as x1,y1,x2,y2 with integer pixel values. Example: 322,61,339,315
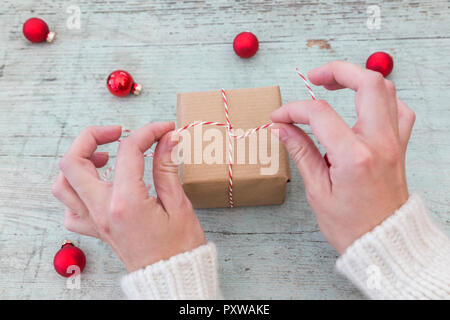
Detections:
52,122,206,272
271,61,415,254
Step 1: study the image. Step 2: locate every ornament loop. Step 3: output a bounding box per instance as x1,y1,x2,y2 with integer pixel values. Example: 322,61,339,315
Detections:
61,239,73,247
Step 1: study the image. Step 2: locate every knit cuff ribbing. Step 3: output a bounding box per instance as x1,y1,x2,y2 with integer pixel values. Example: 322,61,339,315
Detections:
336,194,450,299
121,242,221,300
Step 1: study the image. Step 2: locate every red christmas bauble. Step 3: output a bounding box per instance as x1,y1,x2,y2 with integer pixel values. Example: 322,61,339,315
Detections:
233,32,259,58
23,17,55,43
107,70,142,97
53,240,86,277
365,52,393,77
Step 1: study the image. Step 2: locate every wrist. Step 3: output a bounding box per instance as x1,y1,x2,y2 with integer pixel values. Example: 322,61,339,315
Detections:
335,194,450,299
121,242,220,299
336,189,410,254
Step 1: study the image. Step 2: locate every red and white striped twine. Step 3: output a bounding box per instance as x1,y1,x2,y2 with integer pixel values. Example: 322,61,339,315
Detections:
221,88,234,207
296,68,316,100
103,69,316,208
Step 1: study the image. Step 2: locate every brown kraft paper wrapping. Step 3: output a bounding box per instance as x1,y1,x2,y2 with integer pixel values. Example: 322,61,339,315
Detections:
176,85,290,208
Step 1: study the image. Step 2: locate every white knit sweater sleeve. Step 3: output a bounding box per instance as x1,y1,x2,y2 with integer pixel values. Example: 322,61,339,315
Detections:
336,194,450,299
121,242,221,299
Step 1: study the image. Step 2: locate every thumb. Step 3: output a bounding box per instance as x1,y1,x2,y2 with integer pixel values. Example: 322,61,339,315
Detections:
153,131,192,214
272,123,330,194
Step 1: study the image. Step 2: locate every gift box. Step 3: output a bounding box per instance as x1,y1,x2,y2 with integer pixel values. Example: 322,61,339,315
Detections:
176,86,290,208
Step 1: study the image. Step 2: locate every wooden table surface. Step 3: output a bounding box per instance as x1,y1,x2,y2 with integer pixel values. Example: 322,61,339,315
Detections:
0,0,449,300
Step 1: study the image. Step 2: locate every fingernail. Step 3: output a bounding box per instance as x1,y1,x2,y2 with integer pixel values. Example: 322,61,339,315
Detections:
108,125,122,130
166,121,176,130
103,125,122,139
308,66,322,78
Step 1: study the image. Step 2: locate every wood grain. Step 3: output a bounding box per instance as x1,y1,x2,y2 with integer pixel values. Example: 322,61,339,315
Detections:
0,0,449,299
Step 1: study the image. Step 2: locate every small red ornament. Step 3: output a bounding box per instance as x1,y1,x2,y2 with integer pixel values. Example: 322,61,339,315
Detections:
233,31,259,58
22,17,55,43
53,240,86,278
365,52,393,77
107,70,142,97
